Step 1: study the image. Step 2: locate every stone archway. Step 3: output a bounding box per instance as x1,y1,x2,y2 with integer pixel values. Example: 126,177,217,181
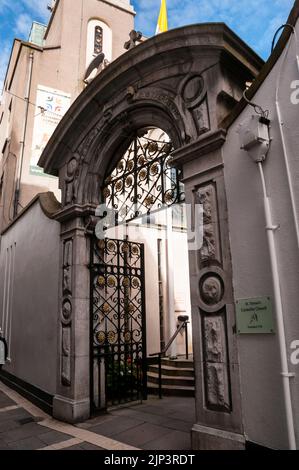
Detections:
39,24,262,449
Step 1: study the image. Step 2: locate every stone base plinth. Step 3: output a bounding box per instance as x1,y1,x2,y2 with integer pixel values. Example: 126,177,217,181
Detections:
192,424,245,450
53,395,90,423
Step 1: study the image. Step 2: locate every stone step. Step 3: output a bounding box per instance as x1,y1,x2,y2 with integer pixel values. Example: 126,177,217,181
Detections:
160,358,194,369
147,383,195,398
148,364,195,377
147,372,195,387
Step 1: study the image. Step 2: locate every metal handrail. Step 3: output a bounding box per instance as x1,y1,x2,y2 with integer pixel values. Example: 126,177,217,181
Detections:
148,316,189,399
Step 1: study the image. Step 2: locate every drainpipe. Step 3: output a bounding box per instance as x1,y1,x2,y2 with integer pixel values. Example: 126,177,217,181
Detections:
14,51,34,217
257,161,296,450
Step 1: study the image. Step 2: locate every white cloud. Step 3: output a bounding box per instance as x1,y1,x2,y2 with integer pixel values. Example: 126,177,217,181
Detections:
0,0,50,95
135,0,294,58
0,41,11,96
14,13,32,37
0,0,296,93
22,0,50,21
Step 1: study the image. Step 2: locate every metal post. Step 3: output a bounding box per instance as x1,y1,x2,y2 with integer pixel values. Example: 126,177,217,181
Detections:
185,322,189,360
158,353,162,399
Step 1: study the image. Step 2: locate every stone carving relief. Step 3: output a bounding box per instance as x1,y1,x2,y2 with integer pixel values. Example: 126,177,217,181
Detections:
192,101,210,135
179,74,210,136
203,314,231,411
64,156,82,206
61,329,72,386
63,126,101,207
196,184,220,264
134,88,181,120
61,240,73,387
63,240,72,295
200,275,223,306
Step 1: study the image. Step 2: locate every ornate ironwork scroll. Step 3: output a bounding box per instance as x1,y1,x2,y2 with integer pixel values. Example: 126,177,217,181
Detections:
103,129,184,224
90,237,147,409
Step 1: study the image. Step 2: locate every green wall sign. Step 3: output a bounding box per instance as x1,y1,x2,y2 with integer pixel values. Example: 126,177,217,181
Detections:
236,297,275,334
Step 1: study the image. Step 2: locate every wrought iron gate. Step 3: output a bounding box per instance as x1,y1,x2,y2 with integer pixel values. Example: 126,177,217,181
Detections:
90,236,147,410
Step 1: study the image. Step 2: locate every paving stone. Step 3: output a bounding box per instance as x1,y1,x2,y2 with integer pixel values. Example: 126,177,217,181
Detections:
77,413,116,429
113,422,170,447
7,436,47,450
143,429,191,450
132,403,179,417
170,409,196,423
79,442,105,450
2,422,49,443
0,408,33,426
0,419,25,433
0,394,15,408
157,416,193,433
38,430,74,446
89,415,144,438
112,408,167,426
0,438,10,450
60,444,84,450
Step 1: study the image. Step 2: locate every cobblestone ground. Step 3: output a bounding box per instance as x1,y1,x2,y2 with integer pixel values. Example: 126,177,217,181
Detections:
0,381,195,450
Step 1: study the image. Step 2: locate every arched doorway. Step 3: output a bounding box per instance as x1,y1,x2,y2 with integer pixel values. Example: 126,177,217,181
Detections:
90,127,192,410
40,23,261,446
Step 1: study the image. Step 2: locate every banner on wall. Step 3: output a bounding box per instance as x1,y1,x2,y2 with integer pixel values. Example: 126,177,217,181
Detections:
30,85,71,177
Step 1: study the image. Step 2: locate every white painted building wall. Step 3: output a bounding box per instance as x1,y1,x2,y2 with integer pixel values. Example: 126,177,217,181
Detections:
0,196,60,395
223,17,299,449
106,218,193,357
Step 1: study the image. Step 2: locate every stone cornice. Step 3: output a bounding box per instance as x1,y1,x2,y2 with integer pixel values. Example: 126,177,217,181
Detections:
171,129,227,167
53,203,97,223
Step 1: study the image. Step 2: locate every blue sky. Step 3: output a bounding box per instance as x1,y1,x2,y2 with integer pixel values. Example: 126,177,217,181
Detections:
0,0,295,93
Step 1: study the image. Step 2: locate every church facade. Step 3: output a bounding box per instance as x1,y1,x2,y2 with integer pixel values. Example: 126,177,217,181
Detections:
0,0,134,232
1,0,299,451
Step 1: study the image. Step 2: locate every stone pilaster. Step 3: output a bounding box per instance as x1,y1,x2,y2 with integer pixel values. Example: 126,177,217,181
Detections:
172,129,245,450
53,208,92,423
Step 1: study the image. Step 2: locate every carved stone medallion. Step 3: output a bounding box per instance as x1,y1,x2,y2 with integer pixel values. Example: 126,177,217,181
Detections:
200,275,223,306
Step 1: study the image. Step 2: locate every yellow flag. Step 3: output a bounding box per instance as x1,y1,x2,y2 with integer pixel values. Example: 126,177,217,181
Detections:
156,0,168,34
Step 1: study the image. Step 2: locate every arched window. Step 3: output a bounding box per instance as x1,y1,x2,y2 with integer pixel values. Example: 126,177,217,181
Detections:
103,128,185,224
86,19,112,68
